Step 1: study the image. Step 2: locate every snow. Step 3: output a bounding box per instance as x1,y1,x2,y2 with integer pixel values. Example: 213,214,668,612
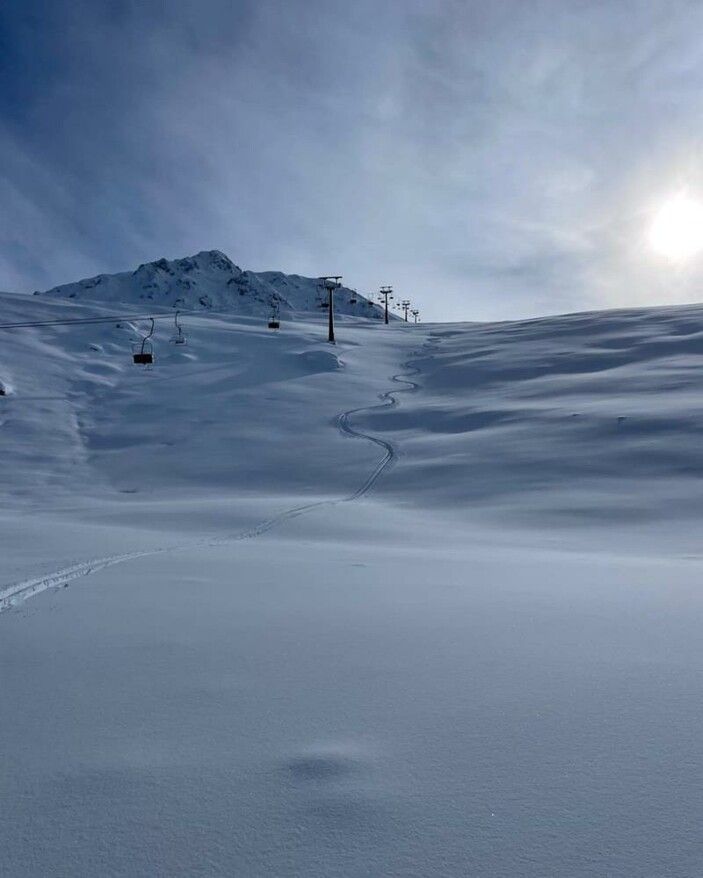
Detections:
366,303,703,549
36,249,389,320
2,285,703,876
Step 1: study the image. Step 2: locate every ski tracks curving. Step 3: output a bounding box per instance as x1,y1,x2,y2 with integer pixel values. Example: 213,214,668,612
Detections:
0,338,434,614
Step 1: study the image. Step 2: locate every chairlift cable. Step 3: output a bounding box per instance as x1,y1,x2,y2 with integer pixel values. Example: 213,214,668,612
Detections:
0,312,180,330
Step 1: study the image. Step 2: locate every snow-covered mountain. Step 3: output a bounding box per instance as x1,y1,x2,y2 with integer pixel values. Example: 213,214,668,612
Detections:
35,249,388,319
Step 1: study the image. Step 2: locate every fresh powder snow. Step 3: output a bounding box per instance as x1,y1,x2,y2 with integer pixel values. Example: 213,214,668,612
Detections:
2,268,703,877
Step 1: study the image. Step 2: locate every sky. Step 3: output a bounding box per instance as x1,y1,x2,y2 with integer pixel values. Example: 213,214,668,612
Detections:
3,0,703,321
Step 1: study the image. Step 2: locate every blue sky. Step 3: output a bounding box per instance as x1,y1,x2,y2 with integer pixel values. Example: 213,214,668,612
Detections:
2,0,703,320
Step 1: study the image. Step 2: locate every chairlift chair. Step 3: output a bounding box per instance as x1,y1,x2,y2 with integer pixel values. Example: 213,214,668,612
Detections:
133,318,155,365
268,303,280,329
170,311,187,345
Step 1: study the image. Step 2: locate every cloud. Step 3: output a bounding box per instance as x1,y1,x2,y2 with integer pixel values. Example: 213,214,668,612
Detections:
2,0,703,319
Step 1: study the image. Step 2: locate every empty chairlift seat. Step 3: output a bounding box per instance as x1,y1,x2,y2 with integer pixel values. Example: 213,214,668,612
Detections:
133,349,154,365
133,318,156,365
170,311,187,345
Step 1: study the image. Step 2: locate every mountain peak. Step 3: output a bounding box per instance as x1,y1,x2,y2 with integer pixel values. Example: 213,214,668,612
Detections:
36,252,387,320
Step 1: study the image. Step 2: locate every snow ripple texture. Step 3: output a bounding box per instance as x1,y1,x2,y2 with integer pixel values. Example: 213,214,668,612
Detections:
0,345,430,614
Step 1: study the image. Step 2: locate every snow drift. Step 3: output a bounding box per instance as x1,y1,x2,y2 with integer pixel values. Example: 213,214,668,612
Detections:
4,290,703,877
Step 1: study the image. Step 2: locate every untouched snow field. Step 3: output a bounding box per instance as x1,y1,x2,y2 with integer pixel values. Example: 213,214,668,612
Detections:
2,290,703,877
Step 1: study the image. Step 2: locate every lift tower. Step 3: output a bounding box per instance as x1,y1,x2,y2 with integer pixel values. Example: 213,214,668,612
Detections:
320,276,342,343
411,309,420,324
379,286,393,324
401,300,411,322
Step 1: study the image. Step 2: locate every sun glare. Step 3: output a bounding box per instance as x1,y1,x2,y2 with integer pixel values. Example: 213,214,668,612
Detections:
649,193,703,262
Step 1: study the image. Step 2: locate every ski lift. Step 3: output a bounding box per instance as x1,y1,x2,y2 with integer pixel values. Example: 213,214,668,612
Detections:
350,289,357,305
133,318,155,365
170,310,186,345
268,301,280,330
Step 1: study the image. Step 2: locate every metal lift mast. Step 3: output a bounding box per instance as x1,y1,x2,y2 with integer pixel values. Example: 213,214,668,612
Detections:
379,286,393,324
320,276,342,343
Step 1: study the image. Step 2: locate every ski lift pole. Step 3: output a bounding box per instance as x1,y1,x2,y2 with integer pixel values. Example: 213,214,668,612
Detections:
320,276,342,343
379,286,393,324
402,300,411,321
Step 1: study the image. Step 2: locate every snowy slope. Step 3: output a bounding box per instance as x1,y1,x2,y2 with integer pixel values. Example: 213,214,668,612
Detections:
2,292,703,582
0,289,417,592
36,249,388,319
355,302,703,541
4,293,703,877
10,289,703,536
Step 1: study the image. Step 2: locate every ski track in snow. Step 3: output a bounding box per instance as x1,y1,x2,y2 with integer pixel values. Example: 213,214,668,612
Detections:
0,338,433,614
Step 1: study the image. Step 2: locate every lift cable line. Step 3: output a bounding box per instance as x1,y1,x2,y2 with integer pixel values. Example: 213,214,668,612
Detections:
0,312,186,331
320,276,342,343
0,310,190,367
378,286,393,324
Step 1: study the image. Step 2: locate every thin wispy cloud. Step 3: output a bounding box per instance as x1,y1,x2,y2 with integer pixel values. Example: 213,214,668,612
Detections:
2,0,703,319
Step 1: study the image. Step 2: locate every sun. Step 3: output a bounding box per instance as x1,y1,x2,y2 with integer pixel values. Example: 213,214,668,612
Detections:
649,193,703,262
